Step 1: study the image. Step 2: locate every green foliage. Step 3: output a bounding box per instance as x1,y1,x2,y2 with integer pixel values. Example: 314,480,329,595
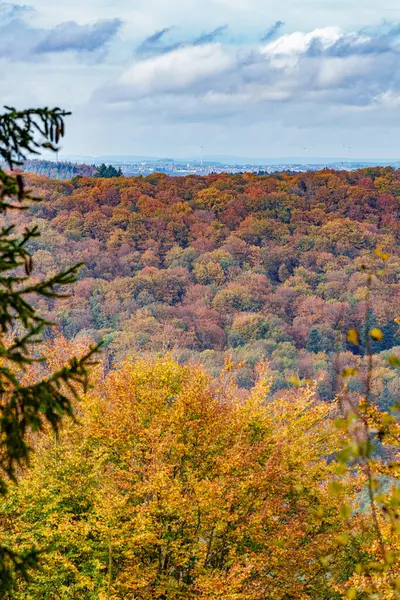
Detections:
95,163,122,178
0,106,68,168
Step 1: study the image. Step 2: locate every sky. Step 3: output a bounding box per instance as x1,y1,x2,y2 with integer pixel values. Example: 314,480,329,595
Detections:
2,0,400,160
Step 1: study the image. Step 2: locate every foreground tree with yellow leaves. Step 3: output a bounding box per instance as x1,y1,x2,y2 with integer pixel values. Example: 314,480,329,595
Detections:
0,356,356,599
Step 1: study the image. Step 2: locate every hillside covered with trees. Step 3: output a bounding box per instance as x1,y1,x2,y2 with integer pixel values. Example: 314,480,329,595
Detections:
3,167,399,405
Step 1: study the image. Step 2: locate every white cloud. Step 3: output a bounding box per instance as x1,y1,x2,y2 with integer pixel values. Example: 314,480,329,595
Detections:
262,27,341,57
109,43,235,99
99,21,400,116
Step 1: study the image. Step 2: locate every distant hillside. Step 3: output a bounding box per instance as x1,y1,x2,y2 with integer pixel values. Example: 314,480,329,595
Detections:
18,159,96,179
7,167,400,402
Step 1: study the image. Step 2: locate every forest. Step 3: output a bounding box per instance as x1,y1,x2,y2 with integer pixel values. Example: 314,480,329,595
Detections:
1,163,400,598
8,167,400,403
12,160,97,180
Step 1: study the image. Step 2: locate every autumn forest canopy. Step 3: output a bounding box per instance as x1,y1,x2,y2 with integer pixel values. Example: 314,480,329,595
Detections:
14,167,400,402
1,159,400,598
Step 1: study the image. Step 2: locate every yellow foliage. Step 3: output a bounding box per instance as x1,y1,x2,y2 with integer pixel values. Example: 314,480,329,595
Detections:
0,356,346,599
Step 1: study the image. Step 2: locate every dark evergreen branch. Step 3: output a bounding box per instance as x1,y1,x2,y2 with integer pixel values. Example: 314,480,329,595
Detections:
0,107,70,169
0,106,100,592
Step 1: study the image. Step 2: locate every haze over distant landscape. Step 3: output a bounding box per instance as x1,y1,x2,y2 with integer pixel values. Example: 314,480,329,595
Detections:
62,154,400,166
3,0,400,159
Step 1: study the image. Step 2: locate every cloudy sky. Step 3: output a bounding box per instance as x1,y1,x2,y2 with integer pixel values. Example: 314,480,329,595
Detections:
2,0,400,160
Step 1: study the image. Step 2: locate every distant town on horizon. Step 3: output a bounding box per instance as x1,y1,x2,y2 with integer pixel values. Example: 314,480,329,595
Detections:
14,155,400,180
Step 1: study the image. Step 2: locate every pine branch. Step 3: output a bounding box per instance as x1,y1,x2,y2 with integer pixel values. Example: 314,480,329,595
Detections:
0,106,100,592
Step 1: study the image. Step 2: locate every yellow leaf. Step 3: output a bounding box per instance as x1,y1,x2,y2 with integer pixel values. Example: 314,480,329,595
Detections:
346,329,359,346
370,328,383,341
335,533,349,546
381,413,395,426
347,588,357,599
288,375,300,387
388,355,400,367
385,551,395,565
334,418,349,431
342,367,359,378
314,507,324,519
334,463,347,475
374,246,390,261
320,555,331,567
328,481,344,496
340,503,352,519
355,563,365,575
